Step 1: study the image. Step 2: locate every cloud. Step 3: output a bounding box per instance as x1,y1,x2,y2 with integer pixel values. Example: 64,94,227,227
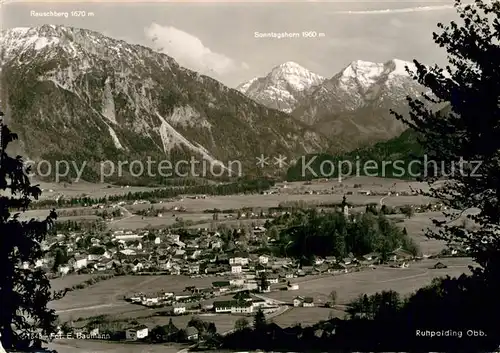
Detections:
144,23,248,76
331,4,455,14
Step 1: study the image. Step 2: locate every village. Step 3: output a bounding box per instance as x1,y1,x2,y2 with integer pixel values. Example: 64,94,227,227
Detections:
19,178,472,352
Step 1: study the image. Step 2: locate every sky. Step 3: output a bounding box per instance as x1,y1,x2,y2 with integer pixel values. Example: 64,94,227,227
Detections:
1,0,460,87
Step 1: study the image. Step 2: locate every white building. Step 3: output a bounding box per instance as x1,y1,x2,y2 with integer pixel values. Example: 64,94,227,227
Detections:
143,297,159,305
214,301,233,313
125,325,148,340
246,282,258,291
258,255,269,264
303,297,314,307
293,296,303,307
268,275,279,284
229,257,249,265
115,234,143,241
189,264,200,274
231,265,242,274
58,265,70,275
87,254,101,261
231,302,253,314
173,304,186,315
73,257,87,270
229,278,245,286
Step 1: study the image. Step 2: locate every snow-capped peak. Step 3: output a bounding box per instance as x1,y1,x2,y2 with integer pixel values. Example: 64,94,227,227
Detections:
339,59,416,89
236,61,325,113
388,58,417,77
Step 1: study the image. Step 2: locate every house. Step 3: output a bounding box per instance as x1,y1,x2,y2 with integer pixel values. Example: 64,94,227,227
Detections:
58,265,70,275
119,249,136,256
314,258,325,265
154,237,161,245
115,234,143,241
246,281,259,291
231,301,254,314
160,259,173,270
229,257,249,265
342,258,353,266
132,260,144,272
87,254,101,261
328,263,347,274
258,255,269,264
143,297,159,306
167,234,180,242
213,300,234,313
362,252,379,261
173,304,186,315
212,281,231,292
190,250,202,259
211,240,222,249
390,249,414,261
293,296,314,307
303,297,314,307
251,298,266,308
231,265,242,274
229,278,245,287
293,296,304,307
186,326,199,341
125,325,148,340
314,263,330,274
268,274,279,284
188,264,200,274
72,256,87,270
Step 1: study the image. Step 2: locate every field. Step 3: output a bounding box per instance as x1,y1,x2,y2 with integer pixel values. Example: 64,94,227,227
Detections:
35,181,159,200
266,257,474,306
24,176,437,230
51,274,102,291
48,339,183,353
126,193,432,214
50,275,233,322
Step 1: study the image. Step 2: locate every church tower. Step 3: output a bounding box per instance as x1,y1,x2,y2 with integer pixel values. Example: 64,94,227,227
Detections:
341,195,349,218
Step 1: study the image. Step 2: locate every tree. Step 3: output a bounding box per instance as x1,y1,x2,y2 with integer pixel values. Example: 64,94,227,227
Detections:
52,248,67,273
400,205,414,219
389,0,500,336
234,317,249,331
187,316,206,338
88,246,105,255
253,308,266,330
329,290,338,307
258,272,269,292
0,117,58,349
206,322,217,337
268,225,280,241
150,325,167,342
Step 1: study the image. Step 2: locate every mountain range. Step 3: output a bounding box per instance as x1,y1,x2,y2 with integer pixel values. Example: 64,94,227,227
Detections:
0,25,426,183
0,25,329,182
238,59,422,150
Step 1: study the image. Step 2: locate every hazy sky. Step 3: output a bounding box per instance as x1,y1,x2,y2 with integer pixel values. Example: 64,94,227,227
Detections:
1,0,459,87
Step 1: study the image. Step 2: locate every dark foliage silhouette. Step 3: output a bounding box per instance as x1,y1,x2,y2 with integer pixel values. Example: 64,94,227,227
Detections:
0,111,58,349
